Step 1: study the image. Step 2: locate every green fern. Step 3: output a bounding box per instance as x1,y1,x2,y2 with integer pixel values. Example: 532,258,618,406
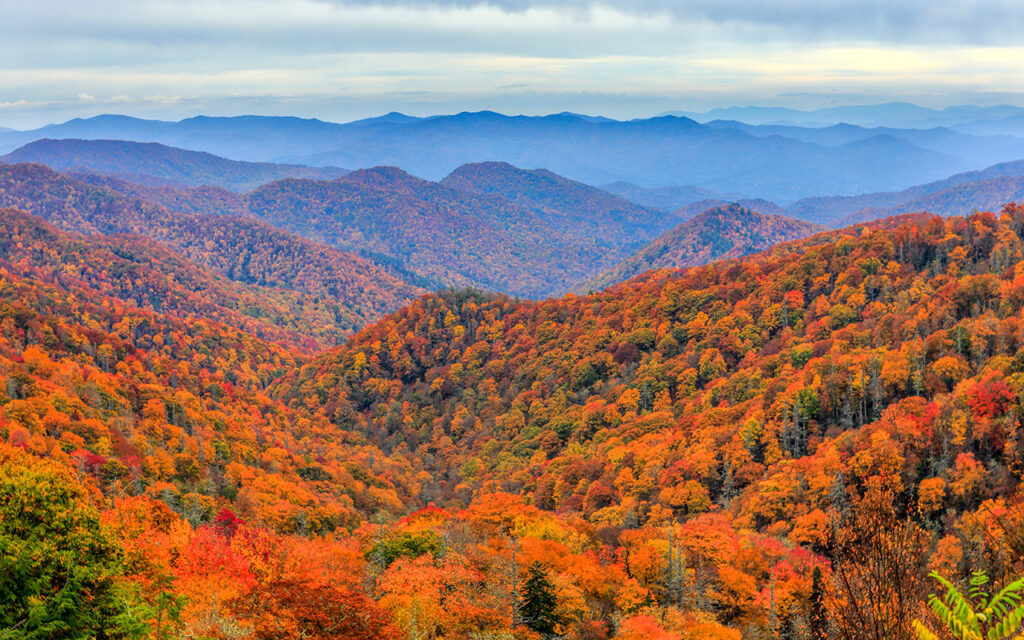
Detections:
913,570,1024,640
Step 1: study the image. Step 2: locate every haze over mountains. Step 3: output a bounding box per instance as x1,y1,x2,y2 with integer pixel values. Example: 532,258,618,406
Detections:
786,158,1024,225
671,102,1024,130
1,138,347,191
6,107,1024,202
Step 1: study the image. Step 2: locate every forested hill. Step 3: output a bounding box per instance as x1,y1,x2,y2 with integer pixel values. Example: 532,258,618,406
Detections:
440,161,671,244
8,200,1024,638
585,204,825,291
245,165,669,298
0,162,424,344
274,207,1024,601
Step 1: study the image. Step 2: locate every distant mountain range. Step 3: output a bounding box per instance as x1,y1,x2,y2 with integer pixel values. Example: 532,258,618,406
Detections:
5,110,1021,201
787,158,1024,225
668,102,1024,129
700,120,1024,169
1,138,347,191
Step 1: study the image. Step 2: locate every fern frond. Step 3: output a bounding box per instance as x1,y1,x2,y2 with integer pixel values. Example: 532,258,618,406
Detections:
914,619,941,640
988,576,1024,620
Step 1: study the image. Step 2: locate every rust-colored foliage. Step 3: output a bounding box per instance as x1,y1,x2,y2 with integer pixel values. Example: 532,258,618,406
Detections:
6,184,1024,638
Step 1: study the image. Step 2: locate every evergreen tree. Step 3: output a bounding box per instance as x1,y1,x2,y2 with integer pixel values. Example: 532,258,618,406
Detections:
0,444,123,639
808,566,828,640
518,562,559,637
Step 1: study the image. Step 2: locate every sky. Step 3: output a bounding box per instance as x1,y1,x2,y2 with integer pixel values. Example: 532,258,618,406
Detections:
2,0,1024,128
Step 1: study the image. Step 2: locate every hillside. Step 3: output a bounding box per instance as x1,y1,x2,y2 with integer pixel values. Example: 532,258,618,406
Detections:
584,204,824,291
0,208,345,350
440,161,671,245
672,198,788,221
1,138,348,191
246,166,654,298
271,207,1024,635
0,163,423,344
10,200,1024,638
70,172,251,218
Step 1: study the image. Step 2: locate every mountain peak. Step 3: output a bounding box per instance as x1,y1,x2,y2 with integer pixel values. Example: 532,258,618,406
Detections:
339,165,427,192
585,202,823,291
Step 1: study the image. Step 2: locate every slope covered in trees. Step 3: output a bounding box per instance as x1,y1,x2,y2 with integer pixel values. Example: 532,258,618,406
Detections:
0,163,424,344
0,210,422,525
9,153,1024,638
246,166,646,297
440,161,672,246
585,204,824,290
271,206,1024,635
71,172,251,218
1,138,348,191
0,208,370,350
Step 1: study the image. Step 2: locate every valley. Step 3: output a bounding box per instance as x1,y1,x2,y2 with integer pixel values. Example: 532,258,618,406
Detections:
4,105,1024,640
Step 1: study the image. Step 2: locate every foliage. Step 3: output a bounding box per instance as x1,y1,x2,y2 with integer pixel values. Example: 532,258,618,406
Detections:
231,578,400,640
586,204,825,290
0,164,423,346
0,444,122,639
7,165,1024,639
912,570,1024,640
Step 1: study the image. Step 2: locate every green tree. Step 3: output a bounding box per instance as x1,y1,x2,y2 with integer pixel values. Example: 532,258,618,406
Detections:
0,444,123,639
518,562,559,637
366,530,445,569
808,566,828,640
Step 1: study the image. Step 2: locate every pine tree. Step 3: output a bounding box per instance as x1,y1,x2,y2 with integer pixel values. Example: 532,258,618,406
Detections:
808,566,828,640
518,562,559,637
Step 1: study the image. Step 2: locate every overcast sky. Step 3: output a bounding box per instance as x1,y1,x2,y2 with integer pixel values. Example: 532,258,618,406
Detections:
2,0,1024,128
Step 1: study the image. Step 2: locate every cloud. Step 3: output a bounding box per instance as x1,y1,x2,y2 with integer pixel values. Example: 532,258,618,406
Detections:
316,0,1024,45
0,0,1022,128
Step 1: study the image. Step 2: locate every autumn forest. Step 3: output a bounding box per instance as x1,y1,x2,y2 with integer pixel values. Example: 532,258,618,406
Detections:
6,111,1024,640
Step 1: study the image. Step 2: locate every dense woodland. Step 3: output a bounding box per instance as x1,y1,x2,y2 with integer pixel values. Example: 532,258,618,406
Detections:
0,163,424,346
245,166,664,297
6,147,1024,639
584,205,824,291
